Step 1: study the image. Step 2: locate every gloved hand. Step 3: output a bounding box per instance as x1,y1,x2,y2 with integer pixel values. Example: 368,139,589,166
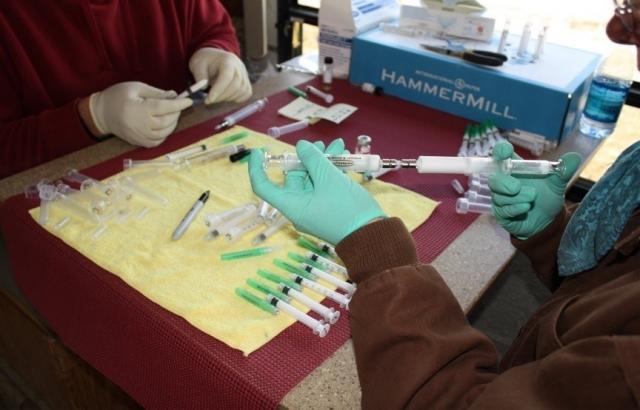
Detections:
249,139,387,245
89,81,193,147
488,141,582,239
189,47,252,105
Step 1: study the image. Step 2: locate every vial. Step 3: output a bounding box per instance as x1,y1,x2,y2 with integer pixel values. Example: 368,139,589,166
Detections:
355,135,372,154
322,56,334,91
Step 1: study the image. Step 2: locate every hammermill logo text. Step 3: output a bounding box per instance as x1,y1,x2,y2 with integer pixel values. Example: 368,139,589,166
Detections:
380,68,517,120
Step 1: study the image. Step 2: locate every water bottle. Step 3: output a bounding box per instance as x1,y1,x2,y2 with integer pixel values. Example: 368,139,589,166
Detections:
579,53,634,139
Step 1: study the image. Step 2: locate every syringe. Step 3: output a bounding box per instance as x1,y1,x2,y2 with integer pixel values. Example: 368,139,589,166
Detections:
184,144,245,166
214,97,268,131
265,294,330,337
265,153,398,173
276,283,340,324
401,156,563,176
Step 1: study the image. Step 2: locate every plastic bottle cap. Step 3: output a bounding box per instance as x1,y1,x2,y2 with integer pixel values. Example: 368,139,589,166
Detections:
324,56,333,64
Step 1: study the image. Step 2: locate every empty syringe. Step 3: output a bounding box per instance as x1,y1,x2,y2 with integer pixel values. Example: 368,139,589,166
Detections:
276,283,340,324
204,203,257,228
289,252,355,294
184,144,245,166
297,236,338,259
265,153,398,173
304,251,348,276
266,294,330,337
215,98,268,131
290,274,351,308
252,215,289,245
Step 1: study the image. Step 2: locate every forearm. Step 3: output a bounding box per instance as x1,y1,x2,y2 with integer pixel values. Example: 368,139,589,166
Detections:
187,0,240,56
0,99,95,178
337,219,499,408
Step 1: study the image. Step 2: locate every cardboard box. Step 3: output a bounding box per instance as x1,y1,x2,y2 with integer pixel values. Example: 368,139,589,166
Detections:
349,28,602,141
318,0,400,78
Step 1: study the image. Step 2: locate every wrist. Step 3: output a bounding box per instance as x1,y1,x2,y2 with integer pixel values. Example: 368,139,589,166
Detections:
78,95,108,139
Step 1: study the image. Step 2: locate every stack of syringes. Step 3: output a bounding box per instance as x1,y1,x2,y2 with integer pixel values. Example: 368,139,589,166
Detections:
204,200,290,245
25,167,168,239
235,236,353,338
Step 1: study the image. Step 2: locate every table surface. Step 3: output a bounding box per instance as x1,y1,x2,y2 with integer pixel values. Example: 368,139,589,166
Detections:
0,70,602,408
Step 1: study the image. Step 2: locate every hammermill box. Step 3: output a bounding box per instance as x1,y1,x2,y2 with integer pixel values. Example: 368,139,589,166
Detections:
318,0,400,78
349,27,602,141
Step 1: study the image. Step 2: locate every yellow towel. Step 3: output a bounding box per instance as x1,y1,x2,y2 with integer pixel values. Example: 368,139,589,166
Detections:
29,127,438,355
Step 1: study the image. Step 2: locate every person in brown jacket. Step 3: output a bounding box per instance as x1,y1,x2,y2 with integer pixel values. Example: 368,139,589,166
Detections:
249,6,640,408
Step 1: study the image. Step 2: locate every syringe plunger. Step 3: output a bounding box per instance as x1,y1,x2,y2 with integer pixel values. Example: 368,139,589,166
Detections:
215,98,268,130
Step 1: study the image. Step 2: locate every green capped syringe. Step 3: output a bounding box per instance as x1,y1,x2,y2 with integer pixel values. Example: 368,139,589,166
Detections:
235,288,277,314
220,246,280,261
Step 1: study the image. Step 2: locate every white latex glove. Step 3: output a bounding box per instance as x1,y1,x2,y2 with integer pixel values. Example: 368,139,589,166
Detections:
89,81,193,147
189,47,252,105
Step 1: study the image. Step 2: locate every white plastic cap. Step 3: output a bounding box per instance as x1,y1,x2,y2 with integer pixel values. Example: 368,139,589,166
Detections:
456,198,470,214
327,309,340,325
451,179,465,194
267,127,281,138
314,323,330,338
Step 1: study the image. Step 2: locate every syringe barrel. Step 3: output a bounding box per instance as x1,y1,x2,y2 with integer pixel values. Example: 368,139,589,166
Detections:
271,297,329,337
265,153,383,173
267,119,309,138
507,159,561,175
118,176,168,206
224,97,268,126
306,265,355,294
225,216,262,242
306,251,348,275
284,287,340,324
416,157,560,176
185,144,244,165
205,203,257,227
416,156,497,175
296,276,351,307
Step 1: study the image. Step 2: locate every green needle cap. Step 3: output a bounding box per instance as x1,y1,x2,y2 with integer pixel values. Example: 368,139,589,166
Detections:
220,130,249,144
296,236,330,257
273,258,312,279
287,86,308,98
257,269,301,291
287,251,322,269
235,288,277,314
247,278,290,301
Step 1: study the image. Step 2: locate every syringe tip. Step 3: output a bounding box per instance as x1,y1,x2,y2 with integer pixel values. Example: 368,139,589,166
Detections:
252,234,266,246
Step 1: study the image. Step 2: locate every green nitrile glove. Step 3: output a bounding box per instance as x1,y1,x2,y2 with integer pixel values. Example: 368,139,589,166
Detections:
249,138,386,245
488,141,582,240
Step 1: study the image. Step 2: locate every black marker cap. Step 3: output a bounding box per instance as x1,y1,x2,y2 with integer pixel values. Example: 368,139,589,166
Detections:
229,149,252,163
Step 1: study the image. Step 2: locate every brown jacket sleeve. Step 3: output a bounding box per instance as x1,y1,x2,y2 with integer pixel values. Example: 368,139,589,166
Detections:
337,218,639,409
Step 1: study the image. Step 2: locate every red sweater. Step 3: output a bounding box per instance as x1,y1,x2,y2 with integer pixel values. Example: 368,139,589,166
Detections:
0,0,239,179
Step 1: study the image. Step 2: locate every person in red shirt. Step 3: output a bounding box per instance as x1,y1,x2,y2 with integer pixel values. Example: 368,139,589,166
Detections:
0,0,251,178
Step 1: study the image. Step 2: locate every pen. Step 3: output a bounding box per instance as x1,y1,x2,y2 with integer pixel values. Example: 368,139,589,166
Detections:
171,190,210,241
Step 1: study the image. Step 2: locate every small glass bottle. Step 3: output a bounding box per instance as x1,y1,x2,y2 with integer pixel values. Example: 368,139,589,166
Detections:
579,52,634,139
355,135,372,154
322,56,334,91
